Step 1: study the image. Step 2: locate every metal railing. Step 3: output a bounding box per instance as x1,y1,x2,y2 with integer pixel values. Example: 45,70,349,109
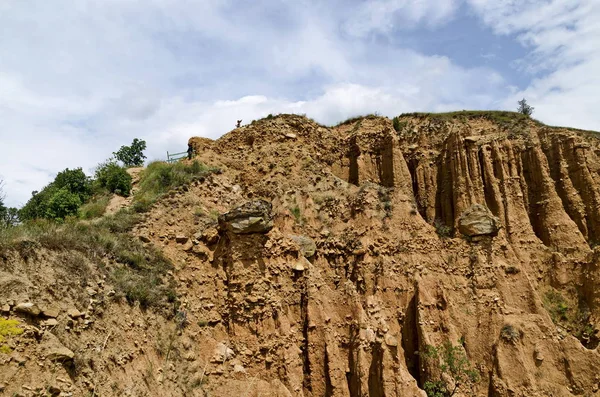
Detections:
166,150,187,163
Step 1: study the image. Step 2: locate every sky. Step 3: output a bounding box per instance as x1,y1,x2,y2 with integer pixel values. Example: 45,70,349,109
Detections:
1,0,599,207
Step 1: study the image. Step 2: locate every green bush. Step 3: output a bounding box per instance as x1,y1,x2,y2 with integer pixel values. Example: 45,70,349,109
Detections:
392,116,405,132
421,340,479,397
94,161,132,196
20,167,91,221
45,188,82,220
543,290,569,323
54,168,91,202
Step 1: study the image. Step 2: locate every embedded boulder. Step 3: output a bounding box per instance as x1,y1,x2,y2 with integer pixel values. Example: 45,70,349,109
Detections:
218,200,274,234
458,204,500,237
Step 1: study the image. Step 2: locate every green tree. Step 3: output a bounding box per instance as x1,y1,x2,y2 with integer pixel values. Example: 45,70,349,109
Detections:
54,168,91,202
517,98,534,116
113,138,147,167
19,186,58,221
94,160,132,196
19,168,91,221
421,340,479,397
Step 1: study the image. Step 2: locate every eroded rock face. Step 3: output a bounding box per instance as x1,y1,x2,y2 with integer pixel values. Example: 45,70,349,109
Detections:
218,200,273,234
458,204,501,237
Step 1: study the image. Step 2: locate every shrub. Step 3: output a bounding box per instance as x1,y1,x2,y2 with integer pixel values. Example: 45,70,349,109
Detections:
54,168,91,202
94,161,132,196
421,340,479,397
500,324,520,344
45,188,82,220
434,219,452,238
543,290,569,323
113,138,147,167
392,116,405,132
290,205,301,222
20,167,91,221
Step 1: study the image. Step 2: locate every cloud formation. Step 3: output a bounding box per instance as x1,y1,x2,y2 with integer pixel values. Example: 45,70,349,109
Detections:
0,0,598,206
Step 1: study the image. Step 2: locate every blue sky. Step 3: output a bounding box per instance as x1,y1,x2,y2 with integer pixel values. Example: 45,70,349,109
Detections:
1,0,599,206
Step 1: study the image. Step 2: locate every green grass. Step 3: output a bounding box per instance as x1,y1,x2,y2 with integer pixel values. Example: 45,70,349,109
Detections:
133,160,219,213
79,194,111,219
0,210,176,312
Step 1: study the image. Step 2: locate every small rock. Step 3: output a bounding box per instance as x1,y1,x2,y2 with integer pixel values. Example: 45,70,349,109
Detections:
0,383,5,392
86,287,97,296
365,328,376,343
284,133,297,139
44,319,59,327
211,342,235,362
290,257,311,272
290,235,317,258
67,308,83,318
41,306,60,318
139,235,151,243
1,304,10,313
233,364,246,373
175,235,189,244
11,354,27,365
200,227,220,245
385,334,398,347
15,302,41,316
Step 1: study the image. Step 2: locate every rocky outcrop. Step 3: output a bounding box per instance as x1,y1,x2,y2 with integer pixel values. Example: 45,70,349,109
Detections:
3,113,600,397
218,199,274,234
458,204,500,237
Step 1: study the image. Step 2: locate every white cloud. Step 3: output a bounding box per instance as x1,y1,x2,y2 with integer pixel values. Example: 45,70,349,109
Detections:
343,0,459,37
3,0,599,208
466,0,600,129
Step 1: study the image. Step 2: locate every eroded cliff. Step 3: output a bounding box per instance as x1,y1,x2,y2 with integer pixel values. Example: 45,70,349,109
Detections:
2,112,600,396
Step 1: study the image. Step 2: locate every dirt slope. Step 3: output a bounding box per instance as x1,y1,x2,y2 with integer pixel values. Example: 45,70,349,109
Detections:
2,112,600,396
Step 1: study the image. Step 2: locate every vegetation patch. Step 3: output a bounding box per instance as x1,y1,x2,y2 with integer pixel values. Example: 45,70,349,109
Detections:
0,210,176,313
335,113,380,127
0,318,24,354
133,160,219,213
500,324,520,344
79,194,111,219
421,340,479,397
398,110,533,130
543,289,598,349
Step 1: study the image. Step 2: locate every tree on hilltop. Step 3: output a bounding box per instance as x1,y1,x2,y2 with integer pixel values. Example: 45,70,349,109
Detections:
113,138,147,167
517,98,534,116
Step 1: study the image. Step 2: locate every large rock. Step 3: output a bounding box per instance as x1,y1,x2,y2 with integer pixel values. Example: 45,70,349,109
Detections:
458,204,500,237
218,200,274,234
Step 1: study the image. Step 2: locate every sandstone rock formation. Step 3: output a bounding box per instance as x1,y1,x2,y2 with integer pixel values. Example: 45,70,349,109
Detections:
218,199,274,234
2,112,600,397
458,204,500,237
